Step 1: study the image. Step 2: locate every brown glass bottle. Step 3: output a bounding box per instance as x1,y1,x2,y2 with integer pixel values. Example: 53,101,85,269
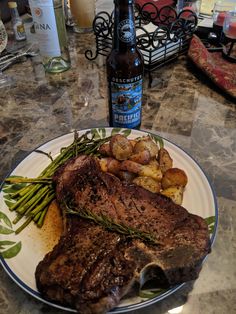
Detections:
106,0,144,129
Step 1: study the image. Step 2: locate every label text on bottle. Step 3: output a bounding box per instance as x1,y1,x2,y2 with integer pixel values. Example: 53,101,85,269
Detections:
29,0,61,57
110,77,142,128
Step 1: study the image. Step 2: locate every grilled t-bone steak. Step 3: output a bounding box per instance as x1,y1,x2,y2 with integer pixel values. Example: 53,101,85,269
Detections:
35,155,211,314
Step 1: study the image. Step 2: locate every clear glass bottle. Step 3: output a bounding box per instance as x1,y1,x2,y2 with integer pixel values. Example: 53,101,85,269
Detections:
106,0,144,129
28,0,71,73
8,1,26,41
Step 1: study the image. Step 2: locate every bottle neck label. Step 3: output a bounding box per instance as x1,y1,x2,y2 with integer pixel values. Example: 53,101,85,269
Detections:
117,19,135,43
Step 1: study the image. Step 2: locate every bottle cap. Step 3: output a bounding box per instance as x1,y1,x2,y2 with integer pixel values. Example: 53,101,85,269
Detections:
114,0,133,4
8,2,17,9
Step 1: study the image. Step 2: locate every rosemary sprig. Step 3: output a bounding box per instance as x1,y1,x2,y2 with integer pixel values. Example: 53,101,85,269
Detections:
65,206,158,245
4,131,111,233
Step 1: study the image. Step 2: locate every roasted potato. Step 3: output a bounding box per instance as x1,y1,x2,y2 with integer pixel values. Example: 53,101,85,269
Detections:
120,160,162,181
110,134,133,160
99,134,187,200
129,150,151,165
140,160,162,181
133,176,161,193
133,137,159,158
161,168,188,189
120,160,142,174
148,159,160,168
158,147,173,173
161,186,184,205
129,139,138,148
99,158,121,175
98,143,112,156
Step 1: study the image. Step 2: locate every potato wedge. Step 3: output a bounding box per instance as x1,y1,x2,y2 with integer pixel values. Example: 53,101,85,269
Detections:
129,150,151,165
158,147,173,173
161,186,184,205
140,163,162,181
99,158,121,175
133,176,161,193
110,134,133,160
129,139,138,148
98,143,112,156
120,160,142,174
148,159,160,168
133,137,159,158
161,168,188,189
120,160,162,181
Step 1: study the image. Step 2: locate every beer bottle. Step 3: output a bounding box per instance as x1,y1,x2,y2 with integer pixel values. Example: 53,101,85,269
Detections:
106,0,144,129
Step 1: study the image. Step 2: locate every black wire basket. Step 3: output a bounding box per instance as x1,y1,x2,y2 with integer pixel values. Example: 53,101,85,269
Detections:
85,2,198,84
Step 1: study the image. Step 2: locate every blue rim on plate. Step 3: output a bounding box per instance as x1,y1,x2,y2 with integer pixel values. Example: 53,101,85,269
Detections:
0,127,218,313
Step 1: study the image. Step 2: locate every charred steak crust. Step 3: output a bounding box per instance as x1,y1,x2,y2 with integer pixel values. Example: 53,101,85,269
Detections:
36,218,136,314
35,155,211,313
53,155,190,243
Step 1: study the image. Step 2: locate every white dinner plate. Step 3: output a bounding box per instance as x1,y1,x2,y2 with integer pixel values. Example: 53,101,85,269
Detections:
0,127,218,313
0,20,8,53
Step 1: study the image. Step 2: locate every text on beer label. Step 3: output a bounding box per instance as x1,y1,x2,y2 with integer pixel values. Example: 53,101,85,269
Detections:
111,75,142,83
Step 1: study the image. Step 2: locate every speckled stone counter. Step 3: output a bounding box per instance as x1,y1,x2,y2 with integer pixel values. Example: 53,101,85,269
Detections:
0,20,236,314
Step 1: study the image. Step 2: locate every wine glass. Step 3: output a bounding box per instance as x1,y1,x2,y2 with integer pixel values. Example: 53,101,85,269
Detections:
0,19,14,88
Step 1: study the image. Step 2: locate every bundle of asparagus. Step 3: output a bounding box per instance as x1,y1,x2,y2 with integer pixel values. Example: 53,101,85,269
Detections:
4,131,110,234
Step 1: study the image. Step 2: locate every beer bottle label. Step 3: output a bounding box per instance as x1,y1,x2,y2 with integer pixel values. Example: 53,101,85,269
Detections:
110,77,142,128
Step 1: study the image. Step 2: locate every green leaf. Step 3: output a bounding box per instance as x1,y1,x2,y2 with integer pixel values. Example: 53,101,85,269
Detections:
150,134,164,148
205,216,216,234
205,216,215,226
0,225,14,234
90,128,101,140
208,225,215,234
111,128,122,136
3,194,16,201
121,129,132,137
0,212,12,228
0,241,22,259
3,176,27,193
0,240,16,249
4,200,15,209
3,185,24,194
98,128,106,138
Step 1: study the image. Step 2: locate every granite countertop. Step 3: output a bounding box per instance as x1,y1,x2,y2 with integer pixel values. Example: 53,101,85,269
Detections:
0,17,236,314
